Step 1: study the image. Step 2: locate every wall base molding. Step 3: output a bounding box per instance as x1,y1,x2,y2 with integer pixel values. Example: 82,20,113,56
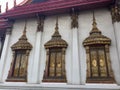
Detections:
0,83,119,90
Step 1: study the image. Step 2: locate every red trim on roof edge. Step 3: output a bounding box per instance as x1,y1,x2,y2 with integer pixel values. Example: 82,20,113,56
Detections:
0,0,113,19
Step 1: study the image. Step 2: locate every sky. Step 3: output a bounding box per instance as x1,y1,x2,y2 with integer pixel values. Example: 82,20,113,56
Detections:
0,0,24,13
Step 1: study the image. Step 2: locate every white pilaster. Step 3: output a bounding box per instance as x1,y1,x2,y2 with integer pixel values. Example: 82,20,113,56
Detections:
0,28,11,82
113,22,120,84
71,28,80,84
111,6,120,80
29,30,42,84
113,22,120,61
29,16,44,83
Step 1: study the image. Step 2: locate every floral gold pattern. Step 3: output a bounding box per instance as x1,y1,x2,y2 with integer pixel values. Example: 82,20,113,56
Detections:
83,13,111,46
44,17,68,49
6,20,32,82
83,12,115,83
43,17,68,82
11,21,32,50
111,5,120,22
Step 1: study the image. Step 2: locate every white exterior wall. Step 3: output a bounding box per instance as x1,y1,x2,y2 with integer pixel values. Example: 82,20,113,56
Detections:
0,8,120,90
39,15,72,84
1,18,37,83
78,9,120,84
0,29,11,82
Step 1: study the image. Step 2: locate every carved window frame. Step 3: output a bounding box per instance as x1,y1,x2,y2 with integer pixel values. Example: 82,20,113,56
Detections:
83,12,115,83
85,45,115,83
43,47,67,82
6,20,32,82
6,49,30,82
43,17,68,82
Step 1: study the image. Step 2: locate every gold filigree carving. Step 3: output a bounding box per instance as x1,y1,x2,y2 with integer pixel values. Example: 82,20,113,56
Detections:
7,20,32,82
83,12,111,46
44,17,68,49
37,14,45,32
11,21,32,50
43,17,68,82
100,59,105,67
111,5,120,22
92,59,97,67
71,8,78,29
83,12,115,83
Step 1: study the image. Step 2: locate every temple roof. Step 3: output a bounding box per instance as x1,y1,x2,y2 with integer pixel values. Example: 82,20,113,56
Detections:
0,0,114,30
0,19,13,30
0,0,113,19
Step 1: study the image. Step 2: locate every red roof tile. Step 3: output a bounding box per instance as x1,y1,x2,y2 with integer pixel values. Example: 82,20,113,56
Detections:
0,0,114,30
0,0,113,19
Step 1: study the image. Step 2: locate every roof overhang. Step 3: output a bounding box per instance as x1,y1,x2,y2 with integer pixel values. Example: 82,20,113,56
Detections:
0,0,114,20
0,19,13,31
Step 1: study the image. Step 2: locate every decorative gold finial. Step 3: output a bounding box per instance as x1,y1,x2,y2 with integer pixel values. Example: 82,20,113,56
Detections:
44,16,68,49
90,11,101,35
92,11,97,29
83,11,111,46
55,16,59,31
17,19,27,41
11,19,32,51
23,20,27,35
52,16,61,38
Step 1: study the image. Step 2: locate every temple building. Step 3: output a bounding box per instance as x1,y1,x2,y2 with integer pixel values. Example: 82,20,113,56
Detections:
0,0,120,90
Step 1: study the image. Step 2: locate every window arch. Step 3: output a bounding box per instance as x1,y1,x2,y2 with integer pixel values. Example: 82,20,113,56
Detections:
43,18,68,82
6,21,32,82
83,13,115,83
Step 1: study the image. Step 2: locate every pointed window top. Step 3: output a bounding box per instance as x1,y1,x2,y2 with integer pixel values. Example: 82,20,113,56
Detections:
11,20,32,50
52,16,61,38
90,11,101,35
44,17,68,49
83,11,111,46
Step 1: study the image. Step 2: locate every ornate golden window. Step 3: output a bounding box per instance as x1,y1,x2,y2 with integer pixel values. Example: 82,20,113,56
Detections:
43,18,68,82
48,48,63,77
6,21,32,82
83,13,115,83
12,50,26,78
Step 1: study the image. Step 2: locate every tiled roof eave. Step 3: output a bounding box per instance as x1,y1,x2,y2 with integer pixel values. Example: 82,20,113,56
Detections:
0,20,12,30
0,0,113,19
